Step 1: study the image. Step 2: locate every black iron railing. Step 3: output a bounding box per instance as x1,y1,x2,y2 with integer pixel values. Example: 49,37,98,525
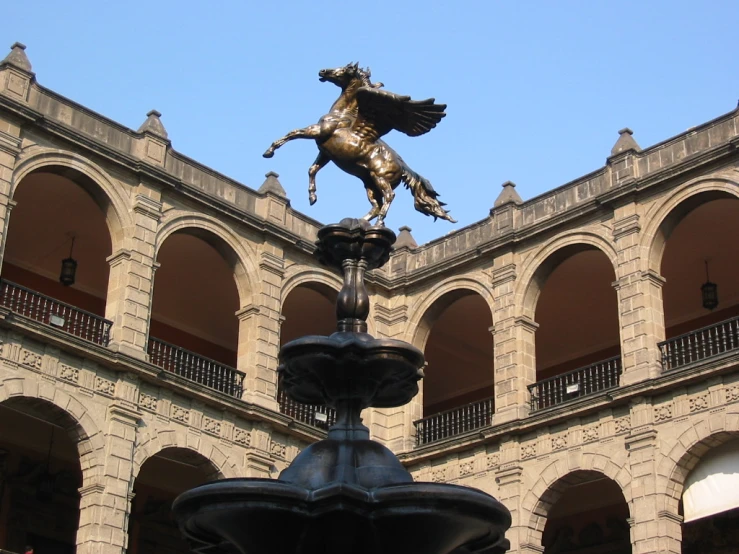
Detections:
414,397,494,446
528,356,622,412
277,389,336,429
148,337,245,397
658,316,739,371
0,279,112,346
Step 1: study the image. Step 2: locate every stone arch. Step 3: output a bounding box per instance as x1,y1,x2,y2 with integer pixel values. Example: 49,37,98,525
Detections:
281,266,342,306
657,407,739,517
0,375,105,484
155,212,259,308
522,453,632,549
133,425,238,482
406,275,495,350
517,232,619,321
642,174,739,274
11,147,134,252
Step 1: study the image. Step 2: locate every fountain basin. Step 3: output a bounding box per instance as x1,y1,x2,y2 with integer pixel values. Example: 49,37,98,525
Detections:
174,478,511,554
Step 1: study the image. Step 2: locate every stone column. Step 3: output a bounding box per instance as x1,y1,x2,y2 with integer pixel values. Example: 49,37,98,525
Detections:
236,245,284,410
624,398,680,554
612,202,666,385
104,188,161,359
76,399,140,554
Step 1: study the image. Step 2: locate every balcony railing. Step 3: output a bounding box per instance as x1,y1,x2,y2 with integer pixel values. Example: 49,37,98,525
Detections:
147,337,245,397
658,316,739,371
414,397,494,446
0,279,112,346
529,356,622,412
277,389,336,430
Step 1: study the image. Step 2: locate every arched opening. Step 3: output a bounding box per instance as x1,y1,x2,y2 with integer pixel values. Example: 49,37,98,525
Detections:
659,195,739,370
278,282,337,427
680,438,739,553
128,448,219,554
0,398,83,554
531,246,621,410
149,230,242,396
414,290,494,445
540,471,631,554
1,170,113,345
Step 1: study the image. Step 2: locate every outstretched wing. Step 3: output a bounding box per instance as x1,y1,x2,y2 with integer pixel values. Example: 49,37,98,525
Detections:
355,86,446,139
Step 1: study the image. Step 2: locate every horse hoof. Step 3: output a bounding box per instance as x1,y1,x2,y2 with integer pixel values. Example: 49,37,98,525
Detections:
263,150,274,159
309,194,317,205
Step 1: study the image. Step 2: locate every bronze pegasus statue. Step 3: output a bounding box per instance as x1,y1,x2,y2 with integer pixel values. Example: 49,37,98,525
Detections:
263,63,455,226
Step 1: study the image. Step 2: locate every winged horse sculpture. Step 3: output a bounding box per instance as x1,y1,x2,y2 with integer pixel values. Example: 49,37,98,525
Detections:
263,63,455,226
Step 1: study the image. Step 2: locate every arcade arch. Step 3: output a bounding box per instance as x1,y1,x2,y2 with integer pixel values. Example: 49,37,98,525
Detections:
127,447,221,554
0,397,86,554
149,229,241,387
657,193,739,338
537,471,631,554
526,243,620,409
1,169,113,343
412,287,494,443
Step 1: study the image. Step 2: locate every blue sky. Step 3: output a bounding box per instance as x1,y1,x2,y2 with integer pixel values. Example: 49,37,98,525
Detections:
6,0,739,245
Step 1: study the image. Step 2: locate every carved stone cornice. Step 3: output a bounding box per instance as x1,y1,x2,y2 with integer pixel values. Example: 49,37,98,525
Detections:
133,193,163,221
491,263,517,287
260,251,285,278
513,316,539,333
640,269,666,287
612,213,641,240
106,249,132,267
236,305,261,321
624,428,658,452
373,304,409,327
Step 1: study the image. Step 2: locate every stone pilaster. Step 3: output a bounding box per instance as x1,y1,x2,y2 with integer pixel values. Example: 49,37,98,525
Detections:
612,202,665,385
495,438,527,553
493,253,537,422
104,186,161,359
625,398,680,554
236,243,284,410
76,399,140,554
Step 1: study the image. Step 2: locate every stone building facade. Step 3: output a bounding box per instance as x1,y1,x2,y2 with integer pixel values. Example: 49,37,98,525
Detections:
1,42,738,554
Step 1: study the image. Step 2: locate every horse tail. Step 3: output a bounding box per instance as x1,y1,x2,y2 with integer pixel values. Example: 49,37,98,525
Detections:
400,162,457,223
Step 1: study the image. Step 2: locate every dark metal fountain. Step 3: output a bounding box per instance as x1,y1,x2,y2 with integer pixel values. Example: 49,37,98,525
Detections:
173,219,511,554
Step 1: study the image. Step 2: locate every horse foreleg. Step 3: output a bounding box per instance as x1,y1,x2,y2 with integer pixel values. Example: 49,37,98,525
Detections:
308,152,330,205
263,124,322,158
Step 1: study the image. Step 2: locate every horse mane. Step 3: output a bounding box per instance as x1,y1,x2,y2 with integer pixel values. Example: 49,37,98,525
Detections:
356,66,382,89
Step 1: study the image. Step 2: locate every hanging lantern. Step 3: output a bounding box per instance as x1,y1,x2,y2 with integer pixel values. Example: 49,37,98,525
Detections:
701,260,718,311
59,237,77,287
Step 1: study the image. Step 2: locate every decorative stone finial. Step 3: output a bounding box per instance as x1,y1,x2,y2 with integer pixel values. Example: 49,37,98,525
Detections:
137,110,168,139
1,42,33,72
395,226,418,249
610,127,641,156
493,181,523,209
258,171,287,198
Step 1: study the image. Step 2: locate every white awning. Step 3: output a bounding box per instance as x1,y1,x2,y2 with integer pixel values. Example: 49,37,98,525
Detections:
683,439,739,523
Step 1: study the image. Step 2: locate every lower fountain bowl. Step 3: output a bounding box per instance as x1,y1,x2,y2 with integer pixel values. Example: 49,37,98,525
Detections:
173,479,511,554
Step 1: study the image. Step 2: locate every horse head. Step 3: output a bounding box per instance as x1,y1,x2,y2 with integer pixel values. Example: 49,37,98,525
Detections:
318,62,376,89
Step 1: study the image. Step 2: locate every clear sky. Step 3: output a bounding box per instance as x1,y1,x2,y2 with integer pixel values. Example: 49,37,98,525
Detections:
6,0,739,245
